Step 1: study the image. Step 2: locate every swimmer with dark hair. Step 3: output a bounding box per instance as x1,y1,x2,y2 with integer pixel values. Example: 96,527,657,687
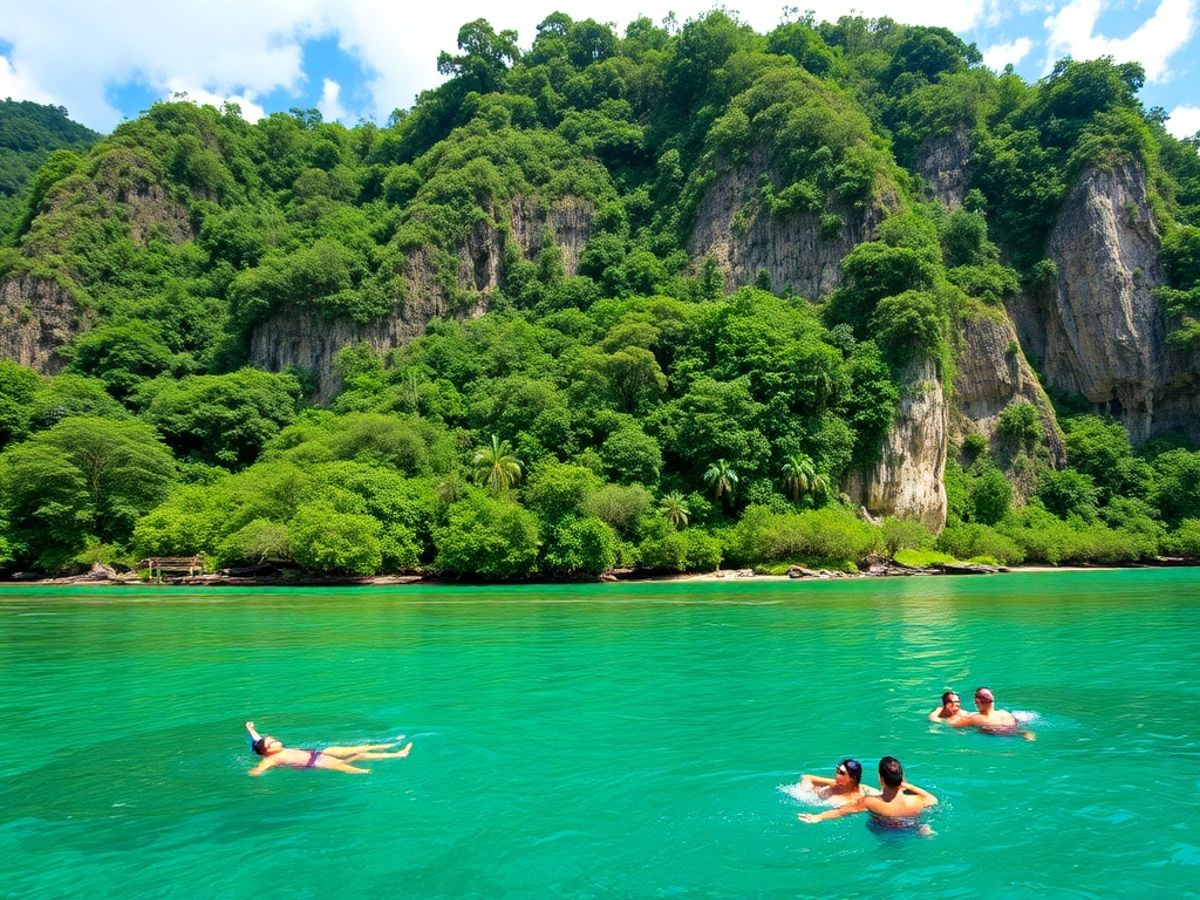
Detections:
928,690,965,722
797,758,875,806
948,688,1036,741
245,721,412,775
798,756,937,828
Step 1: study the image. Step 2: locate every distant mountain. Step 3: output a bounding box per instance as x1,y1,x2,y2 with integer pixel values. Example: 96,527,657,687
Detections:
0,99,101,240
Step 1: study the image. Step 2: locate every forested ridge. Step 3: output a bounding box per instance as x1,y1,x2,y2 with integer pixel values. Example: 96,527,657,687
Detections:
1,10,1199,579
0,99,100,243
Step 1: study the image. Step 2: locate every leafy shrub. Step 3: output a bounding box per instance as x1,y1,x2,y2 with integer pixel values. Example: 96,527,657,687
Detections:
434,491,540,579
936,522,1024,565
881,516,933,558
725,504,882,567
542,514,619,575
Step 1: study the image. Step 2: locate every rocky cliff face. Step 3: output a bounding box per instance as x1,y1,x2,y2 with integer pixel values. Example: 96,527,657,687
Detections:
1011,161,1199,443
687,148,894,298
915,130,971,210
0,275,86,373
952,311,1065,466
846,357,948,531
250,195,594,400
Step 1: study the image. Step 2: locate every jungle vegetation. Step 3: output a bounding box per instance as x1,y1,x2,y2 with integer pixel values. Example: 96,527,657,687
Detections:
1,11,1198,578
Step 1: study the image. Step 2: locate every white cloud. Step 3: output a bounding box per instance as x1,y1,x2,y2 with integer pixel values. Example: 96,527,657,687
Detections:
317,78,347,124
0,54,57,105
983,36,1034,70
162,80,266,123
1167,104,1200,138
1043,0,1197,82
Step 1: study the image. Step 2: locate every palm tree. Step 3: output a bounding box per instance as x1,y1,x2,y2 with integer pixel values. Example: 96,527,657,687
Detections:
472,435,523,494
658,491,690,530
810,472,833,503
703,459,738,502
779,453,817,501
435,472,468,504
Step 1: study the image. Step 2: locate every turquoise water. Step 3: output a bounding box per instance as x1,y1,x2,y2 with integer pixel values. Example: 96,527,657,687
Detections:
1,569,1198,897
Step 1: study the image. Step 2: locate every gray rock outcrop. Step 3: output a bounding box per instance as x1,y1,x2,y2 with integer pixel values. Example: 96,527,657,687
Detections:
846,357,948,531
687,148,894,299
952,311,1065,466
0,275,85,373
915,130,972,210
250,196,594,400
1011,161,1199,443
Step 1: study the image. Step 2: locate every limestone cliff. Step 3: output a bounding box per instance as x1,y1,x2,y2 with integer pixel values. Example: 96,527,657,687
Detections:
951,311,1065,466
0,275,87,373
846,357,948,531
0,146,192,374
915,130,971,210
1010,161,1200,443
687,148,894,298
250,196,594,400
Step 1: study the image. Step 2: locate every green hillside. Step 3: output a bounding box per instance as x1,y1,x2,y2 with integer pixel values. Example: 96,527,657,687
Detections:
0,99,100,241
1,12,1198,578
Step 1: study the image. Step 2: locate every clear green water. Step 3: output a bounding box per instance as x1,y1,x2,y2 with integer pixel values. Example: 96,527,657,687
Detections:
2,569,1199,898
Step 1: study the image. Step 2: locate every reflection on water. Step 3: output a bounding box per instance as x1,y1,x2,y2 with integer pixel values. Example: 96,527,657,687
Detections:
1,569,1199,896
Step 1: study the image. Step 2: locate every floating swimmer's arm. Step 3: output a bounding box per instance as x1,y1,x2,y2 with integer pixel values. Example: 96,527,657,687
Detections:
928,707,947,722
245,721,262,742
798,797,867,823
801,773,835,787
946,712,981,728
248,756,277,776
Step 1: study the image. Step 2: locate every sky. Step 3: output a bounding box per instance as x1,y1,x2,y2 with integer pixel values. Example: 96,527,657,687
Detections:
0,0,1197,139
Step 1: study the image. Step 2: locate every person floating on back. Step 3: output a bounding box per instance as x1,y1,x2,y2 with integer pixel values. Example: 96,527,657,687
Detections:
928,690,963,722
245,721,412,775
946,687,1036,741
797,758,874,806
798,756,937,829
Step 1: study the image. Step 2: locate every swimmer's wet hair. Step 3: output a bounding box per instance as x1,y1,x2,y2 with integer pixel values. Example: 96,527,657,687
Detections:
838,758,863,784
941,690,958,704
252,737,269,755
879,756,904,788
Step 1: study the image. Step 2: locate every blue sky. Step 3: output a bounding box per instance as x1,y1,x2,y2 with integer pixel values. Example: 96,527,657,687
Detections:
1,1,1197,139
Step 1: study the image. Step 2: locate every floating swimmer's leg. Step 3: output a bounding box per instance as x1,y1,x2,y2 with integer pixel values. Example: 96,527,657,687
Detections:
344,742,412,762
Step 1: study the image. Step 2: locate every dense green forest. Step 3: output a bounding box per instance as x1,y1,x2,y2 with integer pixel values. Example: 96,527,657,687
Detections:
1,11,1199,579
0,99,100,242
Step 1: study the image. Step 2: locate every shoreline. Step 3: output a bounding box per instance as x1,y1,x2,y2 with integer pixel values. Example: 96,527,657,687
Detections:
7,558,1197,588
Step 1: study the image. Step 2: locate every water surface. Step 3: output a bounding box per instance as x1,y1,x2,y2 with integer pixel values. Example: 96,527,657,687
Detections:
2,569,1198,897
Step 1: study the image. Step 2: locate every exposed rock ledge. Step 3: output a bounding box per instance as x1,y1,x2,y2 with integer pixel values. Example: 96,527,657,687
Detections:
250,195,593,401
0,275,85,373
845,357,948,532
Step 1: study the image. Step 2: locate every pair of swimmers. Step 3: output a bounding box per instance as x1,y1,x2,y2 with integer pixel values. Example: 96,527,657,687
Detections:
929,686,1035,740
245,721,412,775
797,756,937,826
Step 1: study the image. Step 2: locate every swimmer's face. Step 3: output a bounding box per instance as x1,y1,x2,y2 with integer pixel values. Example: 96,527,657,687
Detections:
945,696,961,711
834,764,850,786
263,737,284,754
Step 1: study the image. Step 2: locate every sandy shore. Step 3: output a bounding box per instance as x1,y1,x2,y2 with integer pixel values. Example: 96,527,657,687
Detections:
10,561,1194,587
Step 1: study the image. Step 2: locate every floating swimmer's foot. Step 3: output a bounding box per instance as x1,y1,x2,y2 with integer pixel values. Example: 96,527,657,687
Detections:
917,824,935,838
396,741,412,758
1022,730,1036,742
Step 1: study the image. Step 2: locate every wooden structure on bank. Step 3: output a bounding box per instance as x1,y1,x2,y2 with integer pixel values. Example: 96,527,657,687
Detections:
142,556,204,580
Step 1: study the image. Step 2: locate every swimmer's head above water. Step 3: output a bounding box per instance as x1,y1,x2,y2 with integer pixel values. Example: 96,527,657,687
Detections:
879,756,904,788
252,736,283,756
974,687,995,709
836,758,863,785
